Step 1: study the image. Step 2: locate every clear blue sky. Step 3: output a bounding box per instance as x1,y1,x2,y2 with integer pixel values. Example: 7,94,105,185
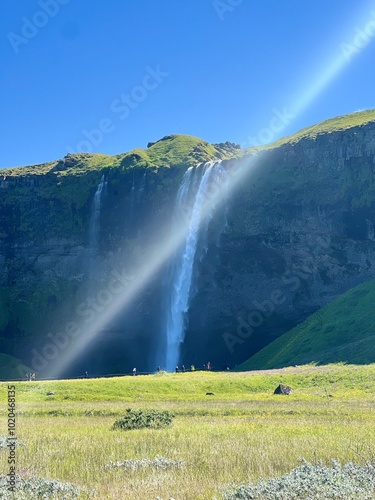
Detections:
1,0,375,169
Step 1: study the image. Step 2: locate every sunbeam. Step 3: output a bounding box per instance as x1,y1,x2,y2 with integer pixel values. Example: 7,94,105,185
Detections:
248,5,375,146
48,5,375,379
47,155,256,378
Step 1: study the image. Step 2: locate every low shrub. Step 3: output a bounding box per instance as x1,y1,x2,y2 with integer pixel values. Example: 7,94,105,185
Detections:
106,456,184,470
0,474,93,499
112,408,174,431
222,459,375,499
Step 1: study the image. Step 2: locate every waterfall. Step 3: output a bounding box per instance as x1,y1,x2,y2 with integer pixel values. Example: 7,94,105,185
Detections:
129,170,147,236
130,172,136,219
89,174,106,254
137,170,147,202
164,161,227,371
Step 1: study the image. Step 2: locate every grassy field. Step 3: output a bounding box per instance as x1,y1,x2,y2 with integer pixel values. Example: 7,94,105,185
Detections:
240,278,375,371
1,365,375,499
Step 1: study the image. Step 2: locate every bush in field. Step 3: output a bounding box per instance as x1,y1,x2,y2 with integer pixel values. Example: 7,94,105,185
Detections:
106,456,184,470
222,460,375,499
112,408,174,431
0,474,91,499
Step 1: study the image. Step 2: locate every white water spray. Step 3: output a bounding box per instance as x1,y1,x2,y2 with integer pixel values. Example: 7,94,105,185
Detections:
165,161,227,370
89,174,106,254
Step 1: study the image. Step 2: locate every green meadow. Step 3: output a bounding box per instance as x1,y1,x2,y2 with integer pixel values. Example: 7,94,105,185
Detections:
1,365,375,499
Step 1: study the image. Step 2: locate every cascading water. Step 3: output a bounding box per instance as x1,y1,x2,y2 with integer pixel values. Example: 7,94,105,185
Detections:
130,172,136,218
164,161,228,371
137,170,147,202
89,174,106,256
128,170,147,236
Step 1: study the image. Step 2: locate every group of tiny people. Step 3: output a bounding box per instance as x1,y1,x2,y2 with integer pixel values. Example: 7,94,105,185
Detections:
26,363,217,380
132,362,212,375
175,361,211,372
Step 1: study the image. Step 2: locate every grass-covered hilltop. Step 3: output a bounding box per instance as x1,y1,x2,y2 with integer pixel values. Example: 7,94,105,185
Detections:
1,110,375,379
2,134,241,176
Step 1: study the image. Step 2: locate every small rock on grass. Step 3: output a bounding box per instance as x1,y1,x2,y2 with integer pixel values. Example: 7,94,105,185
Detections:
274,383,292,395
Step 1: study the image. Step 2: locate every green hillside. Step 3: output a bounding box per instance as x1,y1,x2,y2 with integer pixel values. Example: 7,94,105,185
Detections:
2,134,240,177
238,278,375,370
245,108,375,153
5,110,375,177
279,108,375,144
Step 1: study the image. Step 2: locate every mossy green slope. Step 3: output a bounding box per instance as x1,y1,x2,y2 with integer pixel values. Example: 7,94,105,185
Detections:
2,134,240,177
238,278,375,370
4,110,375,175
245,108,375,152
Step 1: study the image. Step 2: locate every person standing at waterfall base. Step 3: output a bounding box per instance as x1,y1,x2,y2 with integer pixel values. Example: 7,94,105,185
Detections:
132,367,137,376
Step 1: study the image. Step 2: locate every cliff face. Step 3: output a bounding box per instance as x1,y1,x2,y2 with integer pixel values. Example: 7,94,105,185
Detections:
188,123,375,367
1,122,375,377
0,156,189,376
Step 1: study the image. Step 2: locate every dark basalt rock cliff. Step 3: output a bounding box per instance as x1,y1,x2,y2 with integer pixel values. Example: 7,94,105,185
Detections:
1,120,375,377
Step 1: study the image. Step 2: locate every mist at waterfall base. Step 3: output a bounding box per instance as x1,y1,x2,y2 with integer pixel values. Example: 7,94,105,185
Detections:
46,155,260,379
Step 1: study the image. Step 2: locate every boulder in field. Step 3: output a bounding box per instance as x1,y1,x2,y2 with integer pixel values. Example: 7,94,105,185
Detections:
273,384,292,395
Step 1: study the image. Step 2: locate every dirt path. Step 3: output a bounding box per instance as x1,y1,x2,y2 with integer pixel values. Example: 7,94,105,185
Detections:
235,365,337,376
